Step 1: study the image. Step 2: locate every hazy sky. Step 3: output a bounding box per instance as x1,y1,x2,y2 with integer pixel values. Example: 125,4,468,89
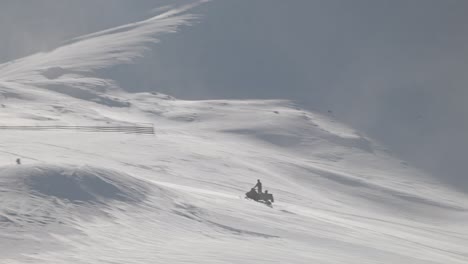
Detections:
1,0,467,190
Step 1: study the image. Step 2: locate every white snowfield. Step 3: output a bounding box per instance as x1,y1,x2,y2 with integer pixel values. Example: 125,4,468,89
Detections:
0,2,467,264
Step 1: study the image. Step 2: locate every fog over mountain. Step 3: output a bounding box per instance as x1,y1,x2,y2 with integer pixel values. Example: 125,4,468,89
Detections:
1,0,467,190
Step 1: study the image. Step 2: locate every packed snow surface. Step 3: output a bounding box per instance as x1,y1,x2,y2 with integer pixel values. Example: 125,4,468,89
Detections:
0,2,467,263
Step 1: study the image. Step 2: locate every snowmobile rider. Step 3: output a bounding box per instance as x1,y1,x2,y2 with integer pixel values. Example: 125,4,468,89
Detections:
246,188,259,201
253,179,262,194
265,190,274,203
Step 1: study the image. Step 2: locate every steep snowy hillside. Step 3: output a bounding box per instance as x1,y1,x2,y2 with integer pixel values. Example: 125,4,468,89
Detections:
1,2,467,264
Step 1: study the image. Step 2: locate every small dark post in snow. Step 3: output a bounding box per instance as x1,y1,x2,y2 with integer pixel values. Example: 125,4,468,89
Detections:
16,158,21,165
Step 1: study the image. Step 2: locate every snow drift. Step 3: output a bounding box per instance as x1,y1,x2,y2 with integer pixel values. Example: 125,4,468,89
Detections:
0,164,148,204
0,164,153,234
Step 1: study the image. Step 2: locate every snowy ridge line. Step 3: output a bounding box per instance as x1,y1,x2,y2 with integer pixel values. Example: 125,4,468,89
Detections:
0,125,154,135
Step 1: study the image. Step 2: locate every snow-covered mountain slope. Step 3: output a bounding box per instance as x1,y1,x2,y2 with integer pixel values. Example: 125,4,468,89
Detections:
1,89,467,264
1,2,467,264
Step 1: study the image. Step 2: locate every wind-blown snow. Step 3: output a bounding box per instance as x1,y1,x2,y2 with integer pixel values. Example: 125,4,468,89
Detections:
0,0,208,106
0,2,467,264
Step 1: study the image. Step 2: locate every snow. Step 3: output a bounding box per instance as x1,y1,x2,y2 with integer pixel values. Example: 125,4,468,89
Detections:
1,2,467,264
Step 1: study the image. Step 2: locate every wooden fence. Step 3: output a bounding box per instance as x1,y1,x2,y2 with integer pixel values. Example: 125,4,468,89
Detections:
0,125,154,135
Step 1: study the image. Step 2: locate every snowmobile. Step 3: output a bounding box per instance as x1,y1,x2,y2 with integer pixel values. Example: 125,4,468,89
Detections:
245,188,274,206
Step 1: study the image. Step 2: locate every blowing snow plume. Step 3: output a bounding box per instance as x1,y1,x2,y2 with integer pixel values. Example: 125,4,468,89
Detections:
0,1,208,103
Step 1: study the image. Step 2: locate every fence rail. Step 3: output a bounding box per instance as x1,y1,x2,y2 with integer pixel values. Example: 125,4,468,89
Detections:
0,125,154,135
